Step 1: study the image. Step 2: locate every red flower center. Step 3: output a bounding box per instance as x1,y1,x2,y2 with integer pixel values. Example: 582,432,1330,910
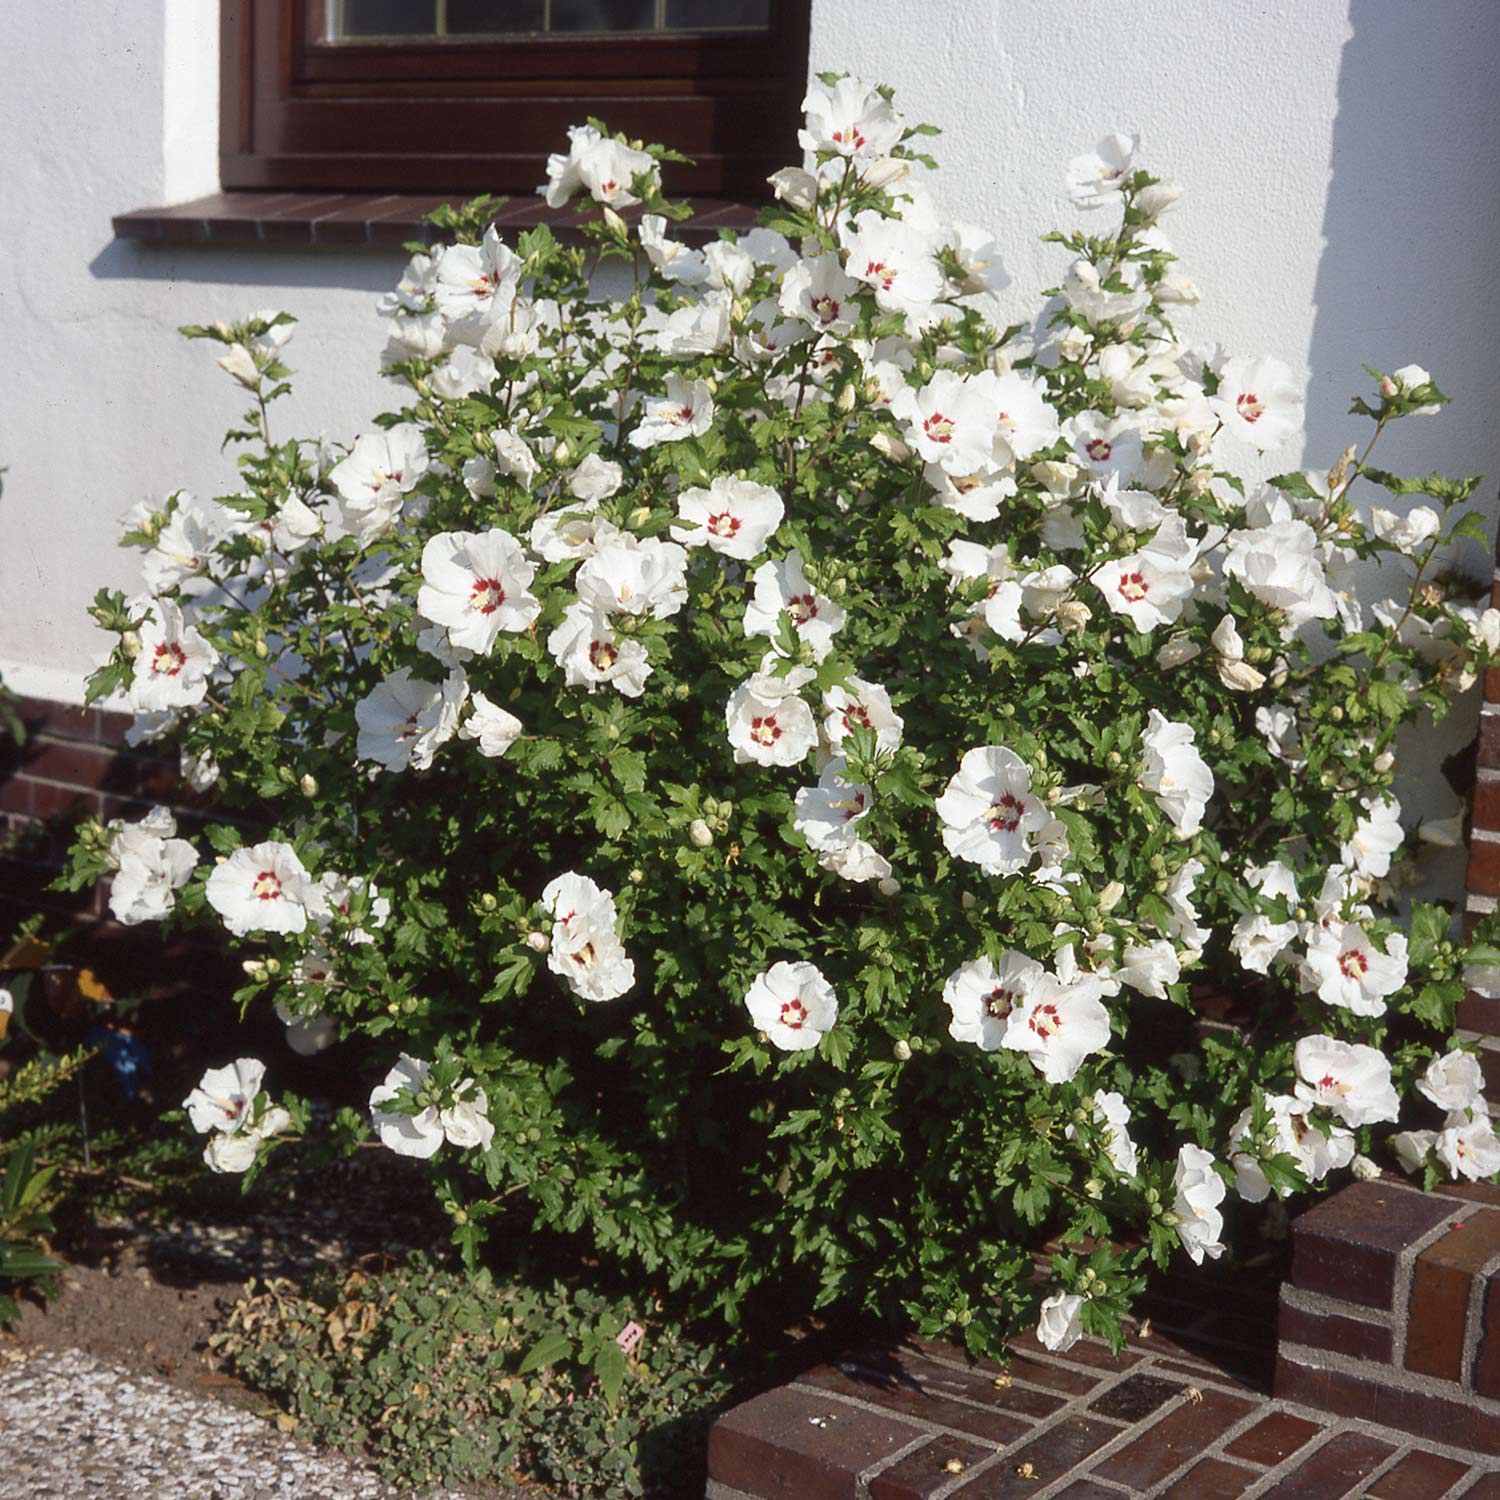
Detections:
864,258,896,291
786,593,818,625
750,714,781,746
1118,570,1149,602
252,871,282,903
985,987,1016,1020
780,997,809,1029
1338,949,1369,980
151,641,187,677
1029,1002,1063,1037
1236,392,1265,423
923,412,956,444
988,792,1026,834
810,294,841,325
469,576,506,614
708,511,741,538
589,638,619,672
1086,438,1113,463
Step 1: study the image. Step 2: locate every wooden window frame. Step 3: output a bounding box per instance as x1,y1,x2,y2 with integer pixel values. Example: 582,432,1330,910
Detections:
220,0,812,198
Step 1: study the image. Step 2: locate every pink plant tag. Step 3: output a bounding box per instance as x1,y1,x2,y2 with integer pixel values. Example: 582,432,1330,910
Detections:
616,1320,645,1356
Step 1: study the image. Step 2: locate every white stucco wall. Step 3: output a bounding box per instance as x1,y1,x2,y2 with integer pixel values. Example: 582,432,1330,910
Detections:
0,4,403,704
4,0,1499,728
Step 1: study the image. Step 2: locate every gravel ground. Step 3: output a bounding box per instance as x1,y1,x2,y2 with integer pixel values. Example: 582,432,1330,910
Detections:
0,1343,471,1500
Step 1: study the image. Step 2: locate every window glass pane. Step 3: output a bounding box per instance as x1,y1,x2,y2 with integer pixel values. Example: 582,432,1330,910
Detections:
665,0,769,29
447,0,548,32
337,0,438,36
548,0,657,33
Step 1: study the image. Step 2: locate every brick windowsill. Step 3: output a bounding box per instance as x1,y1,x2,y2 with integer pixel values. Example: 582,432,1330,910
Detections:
112,191,763,248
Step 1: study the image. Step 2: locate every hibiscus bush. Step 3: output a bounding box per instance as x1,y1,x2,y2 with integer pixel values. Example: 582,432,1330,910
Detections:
62,78,1500,1359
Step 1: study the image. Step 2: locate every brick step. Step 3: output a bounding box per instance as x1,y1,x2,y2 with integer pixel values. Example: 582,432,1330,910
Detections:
1273,1176,1500,1460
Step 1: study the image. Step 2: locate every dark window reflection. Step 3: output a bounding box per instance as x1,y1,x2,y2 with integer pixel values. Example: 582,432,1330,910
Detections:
447,0,548,32
666,0,769,29
549,0,657,32
339,0,438,36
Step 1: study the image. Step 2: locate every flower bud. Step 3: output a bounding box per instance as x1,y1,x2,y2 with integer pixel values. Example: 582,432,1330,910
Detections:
602,207,627,236
1098,880,1125,913
553,441,572,467
299,773,318,797
893,1038,912,1062
869,431,911,463
836,384,858,414
860,155,911,190
242,959,264,978
767,166,818,211
1373,751,1395,773
1135,180,1183,220
878,875,901,896
628,867,645,884
605,723,621,739
1056,325,1091,363
1056,600,1091,635
480,892,498,911
122,630,142,656
254,639,270,660
628,505,652,529
961,892,977,911
689,818,714,848
1351,1154,1382,1182
1380,375,1398,398
525,930,550,953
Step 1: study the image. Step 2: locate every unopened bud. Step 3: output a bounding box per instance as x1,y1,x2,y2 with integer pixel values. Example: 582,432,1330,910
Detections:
480,892,498,911
1327,443,1359,492
869,431,911,463
602,206,627,236
893,1038,912,1062
605,722,621,739
1098,880,1125,913
836,384,858,413
689,818,714,847
961,892,977,911
1373,751,1395,773
299,773,318,797
525,930,550,953
254,639,270,659
878,875,901,896
554,441,572,467
1380,375,1398,398
860,156,911,191
628,867,645,884
122,630,142,656
628,505,652,529
242,959,264,978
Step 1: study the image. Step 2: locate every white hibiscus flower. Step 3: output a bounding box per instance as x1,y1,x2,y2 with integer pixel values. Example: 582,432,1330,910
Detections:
936,746,1048,874
628,375,715,449
1139,711,1214,837
417,529,541,654
354,667,468,772
205,841,319,938
548,602,653,698
369,1054,496,1160
1001,967,1113,1084
1172,1144,1227,1264
725,665,819,767
128,599,218,712
541,872,635,1003
943,951,1044,1052
672,477,785,560
744,554,847,662
458,691,524,758
1293,1035,1400,1127
744,960,839,1052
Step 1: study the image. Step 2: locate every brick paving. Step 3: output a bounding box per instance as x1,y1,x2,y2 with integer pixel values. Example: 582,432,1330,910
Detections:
707,1323,1500,1499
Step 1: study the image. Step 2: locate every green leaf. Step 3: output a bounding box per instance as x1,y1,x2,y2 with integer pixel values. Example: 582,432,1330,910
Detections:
517,1329,574,1375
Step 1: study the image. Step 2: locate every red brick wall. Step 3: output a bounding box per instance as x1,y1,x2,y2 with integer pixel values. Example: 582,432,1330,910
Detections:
0,695,184,921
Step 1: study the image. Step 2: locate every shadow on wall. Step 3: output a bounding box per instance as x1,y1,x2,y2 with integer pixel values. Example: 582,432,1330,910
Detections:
1312,1,1500,885
1308,0,1500,514
88,237,404,292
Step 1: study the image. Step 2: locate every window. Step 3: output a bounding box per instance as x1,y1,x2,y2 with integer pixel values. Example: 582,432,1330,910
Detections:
221,0,812,199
